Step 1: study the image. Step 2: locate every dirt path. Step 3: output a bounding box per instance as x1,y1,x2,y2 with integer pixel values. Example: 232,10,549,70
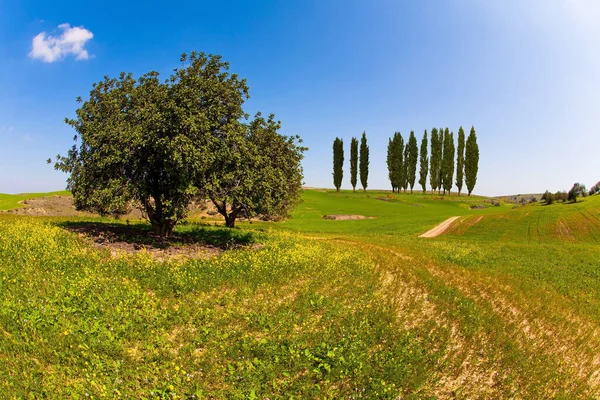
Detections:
419,216,460,238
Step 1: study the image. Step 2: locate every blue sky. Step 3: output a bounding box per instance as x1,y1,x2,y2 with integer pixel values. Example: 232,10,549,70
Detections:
1,0,599,195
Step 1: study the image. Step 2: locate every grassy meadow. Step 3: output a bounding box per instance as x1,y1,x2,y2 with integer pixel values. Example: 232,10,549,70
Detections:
1,189,600,398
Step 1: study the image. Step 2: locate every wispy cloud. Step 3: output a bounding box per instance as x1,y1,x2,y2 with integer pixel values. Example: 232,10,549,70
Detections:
29,23,94,63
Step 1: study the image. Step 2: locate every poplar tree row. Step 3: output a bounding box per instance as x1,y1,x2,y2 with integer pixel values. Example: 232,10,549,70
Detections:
333,127,478,195
332,132,369,192
390,126,478,196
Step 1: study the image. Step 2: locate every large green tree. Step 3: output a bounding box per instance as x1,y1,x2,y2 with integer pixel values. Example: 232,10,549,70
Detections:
419,130,428,192
429,128,440,193
55,52,249,236
465,126,479,196
203,113,306,228
55,52,305,234
333,137,344,192
455,126,465,196
442,128,455,194
407,131,418,193
350,137,358,192
359,132,369,191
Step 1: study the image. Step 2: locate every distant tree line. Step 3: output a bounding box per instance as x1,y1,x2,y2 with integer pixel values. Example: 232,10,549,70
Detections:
389,126,478,196
332,127,479,195
542,182,591,205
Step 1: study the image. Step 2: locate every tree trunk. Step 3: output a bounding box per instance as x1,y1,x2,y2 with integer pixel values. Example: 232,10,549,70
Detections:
151,219,175,237
223,207,242,228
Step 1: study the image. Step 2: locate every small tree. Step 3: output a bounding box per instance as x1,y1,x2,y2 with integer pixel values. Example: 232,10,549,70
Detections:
401,144,410,193
359,132,369,191
419,130,428,192
407,131,419,193
456,126,465,195
568,183,587,203
55,52,249,236
465,126,479,196
555,191,568,203
204,113,306,228
542,191,554,205
333,137,344,192
350,137,358,192
588,181,600,196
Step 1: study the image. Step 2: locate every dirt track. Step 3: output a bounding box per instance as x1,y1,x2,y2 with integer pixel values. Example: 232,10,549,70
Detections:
419,216,460,238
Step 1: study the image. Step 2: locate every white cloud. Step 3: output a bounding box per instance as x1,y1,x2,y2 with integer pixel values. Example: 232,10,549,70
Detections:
29,23,93,63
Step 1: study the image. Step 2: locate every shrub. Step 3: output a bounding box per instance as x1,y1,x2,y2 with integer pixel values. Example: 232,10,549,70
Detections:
568,183,587,203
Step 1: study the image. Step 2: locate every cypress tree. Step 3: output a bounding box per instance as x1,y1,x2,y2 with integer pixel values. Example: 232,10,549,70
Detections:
387,138,394,192
333,137,344,192
407,131,418,193
350,137,358,192
359,132,369,191
394,132,404,192
465,126,479,196
402,144,409,193
419,130,428,192
429,128,440,193
455,126,465,196
387,132,403,192
442,129,455,194
437,127,444,193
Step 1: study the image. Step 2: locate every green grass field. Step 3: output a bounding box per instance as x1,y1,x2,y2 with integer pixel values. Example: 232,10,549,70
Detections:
1,189,600,398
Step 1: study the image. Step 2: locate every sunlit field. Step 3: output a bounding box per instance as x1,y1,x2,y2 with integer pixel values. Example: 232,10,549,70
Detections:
2,190,600,398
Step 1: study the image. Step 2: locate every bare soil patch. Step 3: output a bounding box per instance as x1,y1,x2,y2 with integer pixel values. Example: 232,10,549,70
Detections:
5,196,95,217
2,195,222,220
419,216,461,238
322,214,374,220
62,222,260,261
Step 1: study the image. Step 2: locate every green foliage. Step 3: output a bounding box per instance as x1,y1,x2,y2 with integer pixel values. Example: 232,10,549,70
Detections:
203,113,306,227
568,182,587,203
554,191,568,203
359,132,369,191
401,143,409,193
429,128,441,193
387,132,404,192
419,130,428,193
442,128,455,194
542,190,554,205
588,182,600,196
333,137,344,192
407,131,419,193
350,137,358,191
456,126,465,195
55,52,304,234
465,126,479,196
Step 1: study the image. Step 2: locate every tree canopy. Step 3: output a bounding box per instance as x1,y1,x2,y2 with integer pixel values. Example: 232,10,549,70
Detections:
55,51,305,235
